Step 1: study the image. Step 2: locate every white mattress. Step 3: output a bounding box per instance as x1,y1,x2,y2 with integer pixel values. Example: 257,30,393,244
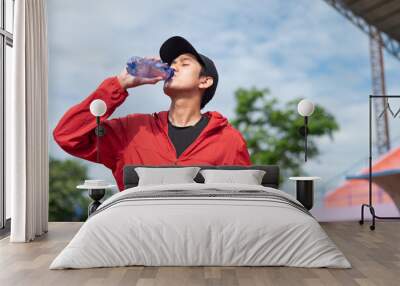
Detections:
49,183,351,269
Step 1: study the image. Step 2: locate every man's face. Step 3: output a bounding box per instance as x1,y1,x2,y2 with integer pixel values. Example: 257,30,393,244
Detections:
163,53,204,96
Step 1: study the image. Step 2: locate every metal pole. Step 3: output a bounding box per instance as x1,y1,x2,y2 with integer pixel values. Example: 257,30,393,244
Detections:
369,95,372,206
305,116,308,162
96,116,100,163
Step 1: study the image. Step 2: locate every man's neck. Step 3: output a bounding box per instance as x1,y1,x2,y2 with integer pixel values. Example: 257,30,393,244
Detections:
168,105,202,127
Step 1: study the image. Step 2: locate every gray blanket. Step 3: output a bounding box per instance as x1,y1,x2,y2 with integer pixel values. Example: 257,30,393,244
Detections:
90,189,313,218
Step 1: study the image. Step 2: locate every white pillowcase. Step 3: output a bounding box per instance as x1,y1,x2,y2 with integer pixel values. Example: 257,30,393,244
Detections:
135,167,201,186
200,169,266,185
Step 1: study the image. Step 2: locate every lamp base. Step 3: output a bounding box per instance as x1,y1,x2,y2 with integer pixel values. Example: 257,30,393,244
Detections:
88,188,106,216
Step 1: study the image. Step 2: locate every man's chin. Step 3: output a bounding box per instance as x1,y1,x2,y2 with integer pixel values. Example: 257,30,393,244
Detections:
163,83,178,95
163,88,173,97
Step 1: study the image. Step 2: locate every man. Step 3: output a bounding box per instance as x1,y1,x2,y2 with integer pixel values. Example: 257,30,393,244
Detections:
53,36,251,192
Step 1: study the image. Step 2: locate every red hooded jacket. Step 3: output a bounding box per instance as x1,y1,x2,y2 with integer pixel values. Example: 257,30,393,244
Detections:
53,76,252,191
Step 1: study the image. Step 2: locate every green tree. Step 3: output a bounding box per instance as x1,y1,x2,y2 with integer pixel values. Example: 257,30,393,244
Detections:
230,87,339,184
49,156,90,221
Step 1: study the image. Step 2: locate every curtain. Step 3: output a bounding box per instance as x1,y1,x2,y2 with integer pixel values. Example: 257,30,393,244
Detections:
7,0,49,242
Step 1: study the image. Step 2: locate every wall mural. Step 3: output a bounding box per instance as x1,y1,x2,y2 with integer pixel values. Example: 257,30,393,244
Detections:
48,0,400,222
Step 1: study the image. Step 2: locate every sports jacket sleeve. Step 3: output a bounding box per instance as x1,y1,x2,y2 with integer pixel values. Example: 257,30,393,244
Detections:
233,137,252,166
53,76,129,170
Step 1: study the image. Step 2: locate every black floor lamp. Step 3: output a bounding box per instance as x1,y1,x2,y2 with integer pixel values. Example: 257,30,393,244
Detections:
359,95,400,230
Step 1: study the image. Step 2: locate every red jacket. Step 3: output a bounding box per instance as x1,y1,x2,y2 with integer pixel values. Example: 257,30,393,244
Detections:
53,76,252,191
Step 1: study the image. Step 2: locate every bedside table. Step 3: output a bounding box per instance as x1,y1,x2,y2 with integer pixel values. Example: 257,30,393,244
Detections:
77,180,116,216
289,176,321,210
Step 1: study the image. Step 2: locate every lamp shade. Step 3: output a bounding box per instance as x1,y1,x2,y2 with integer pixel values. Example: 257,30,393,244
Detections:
297,99,315,117
90,99,107,117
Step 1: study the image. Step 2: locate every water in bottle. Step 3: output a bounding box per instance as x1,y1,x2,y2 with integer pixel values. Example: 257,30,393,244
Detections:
126,56,174,81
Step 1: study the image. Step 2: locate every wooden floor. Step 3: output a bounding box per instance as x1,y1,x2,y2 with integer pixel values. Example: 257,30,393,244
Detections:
0,221,399,286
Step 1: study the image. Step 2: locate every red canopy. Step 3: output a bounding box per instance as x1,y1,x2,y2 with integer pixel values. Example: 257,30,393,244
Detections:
324,147,400,209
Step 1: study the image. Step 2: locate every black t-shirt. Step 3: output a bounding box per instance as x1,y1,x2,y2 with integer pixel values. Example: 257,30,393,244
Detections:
168,114,210,158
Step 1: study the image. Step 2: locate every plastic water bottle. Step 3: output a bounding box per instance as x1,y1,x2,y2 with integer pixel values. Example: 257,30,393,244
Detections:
126,56,174,81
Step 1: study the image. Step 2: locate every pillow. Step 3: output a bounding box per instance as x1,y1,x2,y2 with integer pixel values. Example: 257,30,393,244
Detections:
135,167,201,186
200,169,266,185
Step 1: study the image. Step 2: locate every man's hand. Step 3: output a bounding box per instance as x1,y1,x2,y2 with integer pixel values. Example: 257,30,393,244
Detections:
117,56,165,90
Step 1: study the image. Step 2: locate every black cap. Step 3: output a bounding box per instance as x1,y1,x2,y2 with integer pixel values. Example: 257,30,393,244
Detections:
159,36,218,109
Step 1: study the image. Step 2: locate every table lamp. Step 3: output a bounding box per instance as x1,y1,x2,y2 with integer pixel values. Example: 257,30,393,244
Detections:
297,99,315,162
89,99,107,163
80,100,112,216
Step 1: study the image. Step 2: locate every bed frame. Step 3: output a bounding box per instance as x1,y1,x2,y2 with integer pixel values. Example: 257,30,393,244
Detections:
123,165,280,190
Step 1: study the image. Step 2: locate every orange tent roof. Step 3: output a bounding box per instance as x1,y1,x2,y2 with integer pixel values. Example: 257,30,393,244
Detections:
324,147,400,208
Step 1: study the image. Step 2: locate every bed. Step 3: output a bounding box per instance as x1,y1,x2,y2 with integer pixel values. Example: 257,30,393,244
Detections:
49,165,351,269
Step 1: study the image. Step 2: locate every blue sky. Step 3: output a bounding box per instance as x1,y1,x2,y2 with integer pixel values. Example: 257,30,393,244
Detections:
47,0,400,199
